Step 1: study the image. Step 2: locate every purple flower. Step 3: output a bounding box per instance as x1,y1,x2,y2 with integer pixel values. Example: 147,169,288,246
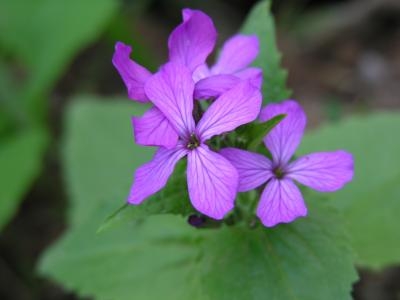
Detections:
220,100,354,227
128,62,262,219
112,8,261,149
112,9,216,103
193,34,261,99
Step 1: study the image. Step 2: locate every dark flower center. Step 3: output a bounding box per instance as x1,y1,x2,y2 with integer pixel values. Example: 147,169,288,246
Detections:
186,133,200,150
273,166,285,179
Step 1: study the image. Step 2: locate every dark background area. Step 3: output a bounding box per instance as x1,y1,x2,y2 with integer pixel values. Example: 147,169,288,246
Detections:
0,0,399,299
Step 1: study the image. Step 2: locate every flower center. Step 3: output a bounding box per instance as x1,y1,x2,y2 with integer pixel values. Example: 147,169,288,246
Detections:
273,166,285,179
186,133,200,150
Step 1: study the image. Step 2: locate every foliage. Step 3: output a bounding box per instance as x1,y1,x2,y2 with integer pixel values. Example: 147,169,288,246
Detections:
0,0,384,299
39,99,357,300
0,0,118,121
0,127,48,230
239,114,286,151
98,159,195,233
36,2,369,298
299,113,400,269
0,0,117,230
241,0,291,104
61,98,153,225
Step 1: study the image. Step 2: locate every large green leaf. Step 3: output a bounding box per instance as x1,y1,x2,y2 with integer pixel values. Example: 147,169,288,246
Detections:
298,113,400,269
40,206,357,300
62,98,194,230
241,0,291,104
40,214,200,300
61,97,154,226
0,0,117,229
98,159,195,233
0,61,24,132
0,127,48,230
39,99,357,300
199,202,357,300
0,0,118,121
40,98,198,299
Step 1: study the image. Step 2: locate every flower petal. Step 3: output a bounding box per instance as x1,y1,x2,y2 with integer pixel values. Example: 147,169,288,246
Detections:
287,151,354,192
211,34,259,74
182,8,193,21
260,100,307,165
144,62,196,136
192,63,211,82
187,145,238,219
256,178,307,227
219,147,273,192
128,146,187,204
194,74,240,100
112,42,152,102
168,9,217,71
132,107,178,149
234,67,263,89
197,80,262,141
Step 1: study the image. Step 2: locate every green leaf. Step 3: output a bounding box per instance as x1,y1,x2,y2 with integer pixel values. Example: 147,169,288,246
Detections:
228,114,285,158
0,0,118,122
199,202,357,300
224,114,285,153
61,97,154,226
40,203,357,300
98,160,195,233
299,113,400,269
40,98,198,298
0,0,117,232
59,98,194,232
0,61,24,131
40,214,200,300
39,98,357,299
0,127,48,230
241,0,291,104
246,114,286,151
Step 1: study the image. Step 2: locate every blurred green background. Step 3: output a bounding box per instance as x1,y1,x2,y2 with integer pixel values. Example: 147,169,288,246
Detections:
0,0,399,299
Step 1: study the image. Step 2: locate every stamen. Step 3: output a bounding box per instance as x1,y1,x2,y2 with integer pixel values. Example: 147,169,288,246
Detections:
273,166,285,179
187,133,200,150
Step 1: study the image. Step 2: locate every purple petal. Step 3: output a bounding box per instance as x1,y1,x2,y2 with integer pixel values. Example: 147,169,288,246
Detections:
128,146,187,204
234,67,263,89
168,9,217,71
211,34,259,74
197,80,262,141
182,8,193,21
192,63,211,82
144,62,195,137
256,178,307,227
187,145,238,219
112,42,152,102
260,100,307,166
219,147,273,192
194,74,240,100
287,150,354,192
132,107,178,149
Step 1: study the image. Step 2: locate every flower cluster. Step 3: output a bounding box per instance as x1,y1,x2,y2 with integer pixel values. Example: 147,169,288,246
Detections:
113,9,354,227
